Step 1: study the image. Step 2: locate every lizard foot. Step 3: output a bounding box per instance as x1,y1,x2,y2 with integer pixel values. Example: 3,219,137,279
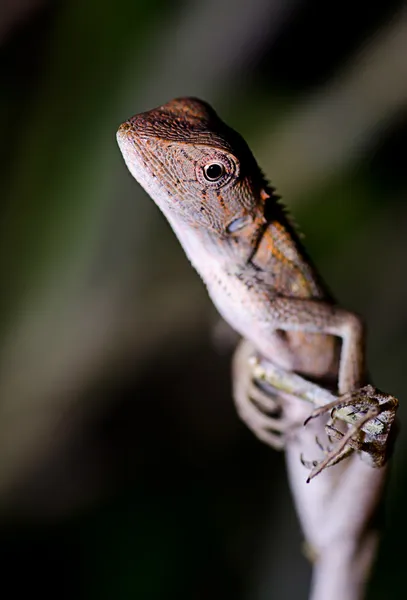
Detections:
304,384,398,482
232,340,292,451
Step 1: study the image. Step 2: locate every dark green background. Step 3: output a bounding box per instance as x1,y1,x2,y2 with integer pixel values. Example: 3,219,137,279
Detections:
1,1,406,598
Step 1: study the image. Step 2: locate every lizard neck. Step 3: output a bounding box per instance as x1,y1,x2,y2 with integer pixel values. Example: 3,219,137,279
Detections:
160,184,333,304
165,210,236,275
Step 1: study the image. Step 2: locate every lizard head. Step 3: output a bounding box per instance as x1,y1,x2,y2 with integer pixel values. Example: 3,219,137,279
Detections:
116,97,268,236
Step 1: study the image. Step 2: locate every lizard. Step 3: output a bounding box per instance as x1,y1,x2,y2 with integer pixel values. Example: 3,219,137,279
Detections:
116,96,398,480
116,97,399,600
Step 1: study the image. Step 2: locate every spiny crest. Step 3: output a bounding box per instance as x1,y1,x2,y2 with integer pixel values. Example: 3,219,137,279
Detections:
258,170,305,242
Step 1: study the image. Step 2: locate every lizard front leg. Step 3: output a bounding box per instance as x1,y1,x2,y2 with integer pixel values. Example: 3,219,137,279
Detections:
236,297,398,477
256,297,366,394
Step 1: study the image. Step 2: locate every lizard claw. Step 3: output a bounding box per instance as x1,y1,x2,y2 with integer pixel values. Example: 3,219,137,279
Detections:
300,453,320,470
315,435,331,453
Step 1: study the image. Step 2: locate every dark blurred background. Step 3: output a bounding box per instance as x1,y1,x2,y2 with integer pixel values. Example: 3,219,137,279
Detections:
1,1,407,598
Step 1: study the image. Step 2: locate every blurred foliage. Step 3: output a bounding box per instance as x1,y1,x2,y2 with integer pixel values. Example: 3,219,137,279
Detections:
0,1,407,598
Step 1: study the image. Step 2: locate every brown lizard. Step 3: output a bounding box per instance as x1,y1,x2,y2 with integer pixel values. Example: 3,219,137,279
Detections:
116,97,397,478
116,97,398,600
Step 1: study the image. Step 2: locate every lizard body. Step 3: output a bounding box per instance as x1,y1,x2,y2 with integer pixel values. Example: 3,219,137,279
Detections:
117,98,362,393
117,97,398,600
116,97,396,476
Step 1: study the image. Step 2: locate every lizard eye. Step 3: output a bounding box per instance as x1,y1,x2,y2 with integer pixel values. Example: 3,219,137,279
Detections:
195,151,239,188
203,162,224,181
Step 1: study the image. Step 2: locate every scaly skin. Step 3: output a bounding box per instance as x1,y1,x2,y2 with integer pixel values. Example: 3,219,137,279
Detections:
116,97,397,476
117,97,399,600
